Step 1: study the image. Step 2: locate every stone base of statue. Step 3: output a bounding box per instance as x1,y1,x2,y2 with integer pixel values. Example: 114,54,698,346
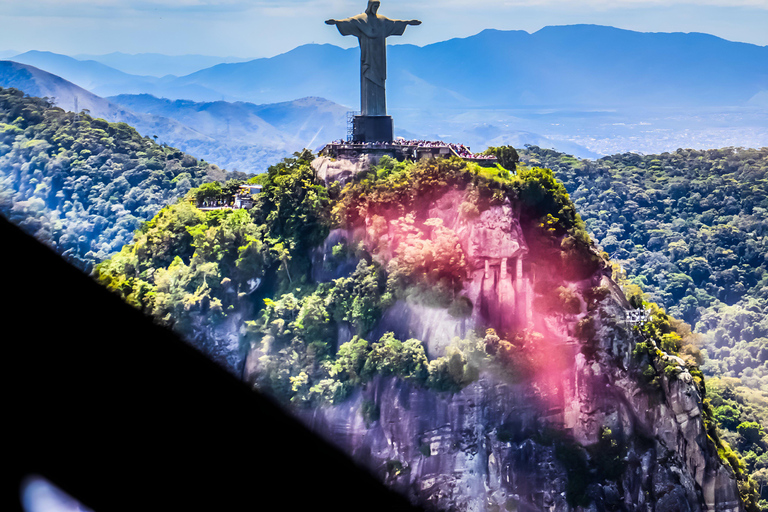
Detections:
353,115,393,143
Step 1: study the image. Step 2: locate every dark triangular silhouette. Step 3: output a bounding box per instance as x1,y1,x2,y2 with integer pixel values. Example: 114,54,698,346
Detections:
2,215,425,512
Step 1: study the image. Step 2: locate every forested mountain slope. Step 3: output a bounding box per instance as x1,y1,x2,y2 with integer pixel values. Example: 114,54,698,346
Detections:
95,152,762,511
520,146,768,388
0,87,246,270
107,93,348,169
521,146,768,495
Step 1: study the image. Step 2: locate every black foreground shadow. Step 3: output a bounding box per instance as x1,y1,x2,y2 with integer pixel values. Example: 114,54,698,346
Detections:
2,215,425,512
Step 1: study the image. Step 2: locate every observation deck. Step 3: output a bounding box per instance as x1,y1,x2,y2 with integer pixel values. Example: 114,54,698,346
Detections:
318,140,499,166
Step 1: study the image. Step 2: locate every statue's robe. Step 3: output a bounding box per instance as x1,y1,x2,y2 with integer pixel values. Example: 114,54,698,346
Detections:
333,13,410,116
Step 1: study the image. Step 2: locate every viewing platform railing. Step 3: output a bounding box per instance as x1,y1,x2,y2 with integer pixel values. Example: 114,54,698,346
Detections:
318,141,498,166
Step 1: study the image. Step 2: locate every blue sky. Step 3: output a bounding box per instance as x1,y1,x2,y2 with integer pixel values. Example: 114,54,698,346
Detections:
1,0,767,57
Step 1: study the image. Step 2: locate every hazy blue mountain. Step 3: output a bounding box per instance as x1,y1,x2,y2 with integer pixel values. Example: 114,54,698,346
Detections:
170,44,359,106
9,51,158,94
9,51,226,101
0,62,299,171
0,60,216,150
160,25,768,110
0,50,19,60
73,52,250,78
11,26,767,112
108,93,293,144
389,25,768,108
0,61,347,172
107,93,350,169
1,59,136,117
107,91,600,159
246,96,350,147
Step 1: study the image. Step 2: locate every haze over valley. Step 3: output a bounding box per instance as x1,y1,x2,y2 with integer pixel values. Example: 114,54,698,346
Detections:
3,24,767,170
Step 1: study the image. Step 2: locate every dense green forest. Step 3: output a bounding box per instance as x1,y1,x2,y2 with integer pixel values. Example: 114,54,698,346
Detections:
521,146,768,504
521,147,767,387
0,87,249,271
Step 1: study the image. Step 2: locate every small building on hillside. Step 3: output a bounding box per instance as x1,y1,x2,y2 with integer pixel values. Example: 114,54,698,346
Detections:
241,184,263,195
194,183,263,210
233,184,263,209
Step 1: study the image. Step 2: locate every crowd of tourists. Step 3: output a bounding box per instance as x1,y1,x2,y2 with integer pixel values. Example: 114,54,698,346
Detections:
328,139,497,160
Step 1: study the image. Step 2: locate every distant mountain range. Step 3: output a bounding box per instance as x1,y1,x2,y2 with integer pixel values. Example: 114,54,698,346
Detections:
8,50,226,100
0,60,204,140
9,51,155,93
8,25,767,109
3,25,766,160
72,52,250,78
0,61,349,172
1,59,598,167
107,93,349,167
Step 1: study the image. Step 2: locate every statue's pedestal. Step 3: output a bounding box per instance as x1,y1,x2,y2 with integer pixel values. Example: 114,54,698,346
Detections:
353,115,393,143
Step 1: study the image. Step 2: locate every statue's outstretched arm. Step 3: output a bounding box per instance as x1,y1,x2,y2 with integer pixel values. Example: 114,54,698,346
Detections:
326,16,363,37
386,18,421,26
380,17,421,37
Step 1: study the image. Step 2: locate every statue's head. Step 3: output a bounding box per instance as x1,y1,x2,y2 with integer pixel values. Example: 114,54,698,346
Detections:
365,0,380,15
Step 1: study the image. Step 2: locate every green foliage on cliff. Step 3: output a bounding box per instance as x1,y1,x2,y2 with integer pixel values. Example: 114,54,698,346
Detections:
523,145,768,511
335,155,604,284
482,145,520,172
95,150,330,337
521,145,768,393
0,87,247,270
707,377,768,508
624,287,763,511
250,258,487,406
380,212,469,310
94,152,607,411
96,202,265,334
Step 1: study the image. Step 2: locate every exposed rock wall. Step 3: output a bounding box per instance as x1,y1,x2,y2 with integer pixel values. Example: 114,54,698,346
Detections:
189,310,247,376
241,173,743,511
312,154,383,187
296,283,742,512
364,188,533,347
375,299,476,358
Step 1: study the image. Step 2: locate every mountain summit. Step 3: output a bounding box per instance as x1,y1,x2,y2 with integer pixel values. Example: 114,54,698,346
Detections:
95,150,757,511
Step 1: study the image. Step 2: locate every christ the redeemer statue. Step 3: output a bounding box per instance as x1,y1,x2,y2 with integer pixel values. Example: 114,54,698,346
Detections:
326,0,420,141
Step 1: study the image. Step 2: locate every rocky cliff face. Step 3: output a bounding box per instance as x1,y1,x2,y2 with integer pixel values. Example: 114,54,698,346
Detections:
239,157,744,512
190,310,248,375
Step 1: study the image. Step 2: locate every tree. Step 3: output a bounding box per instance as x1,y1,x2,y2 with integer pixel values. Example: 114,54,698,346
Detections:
194,182,223,205
738,422,766,446
271,241,293,283
484,146,520,172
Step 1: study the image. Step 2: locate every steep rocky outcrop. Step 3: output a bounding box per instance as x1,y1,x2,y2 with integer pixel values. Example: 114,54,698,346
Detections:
313,153,384,187
188,311,249,375
241,156,744,512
